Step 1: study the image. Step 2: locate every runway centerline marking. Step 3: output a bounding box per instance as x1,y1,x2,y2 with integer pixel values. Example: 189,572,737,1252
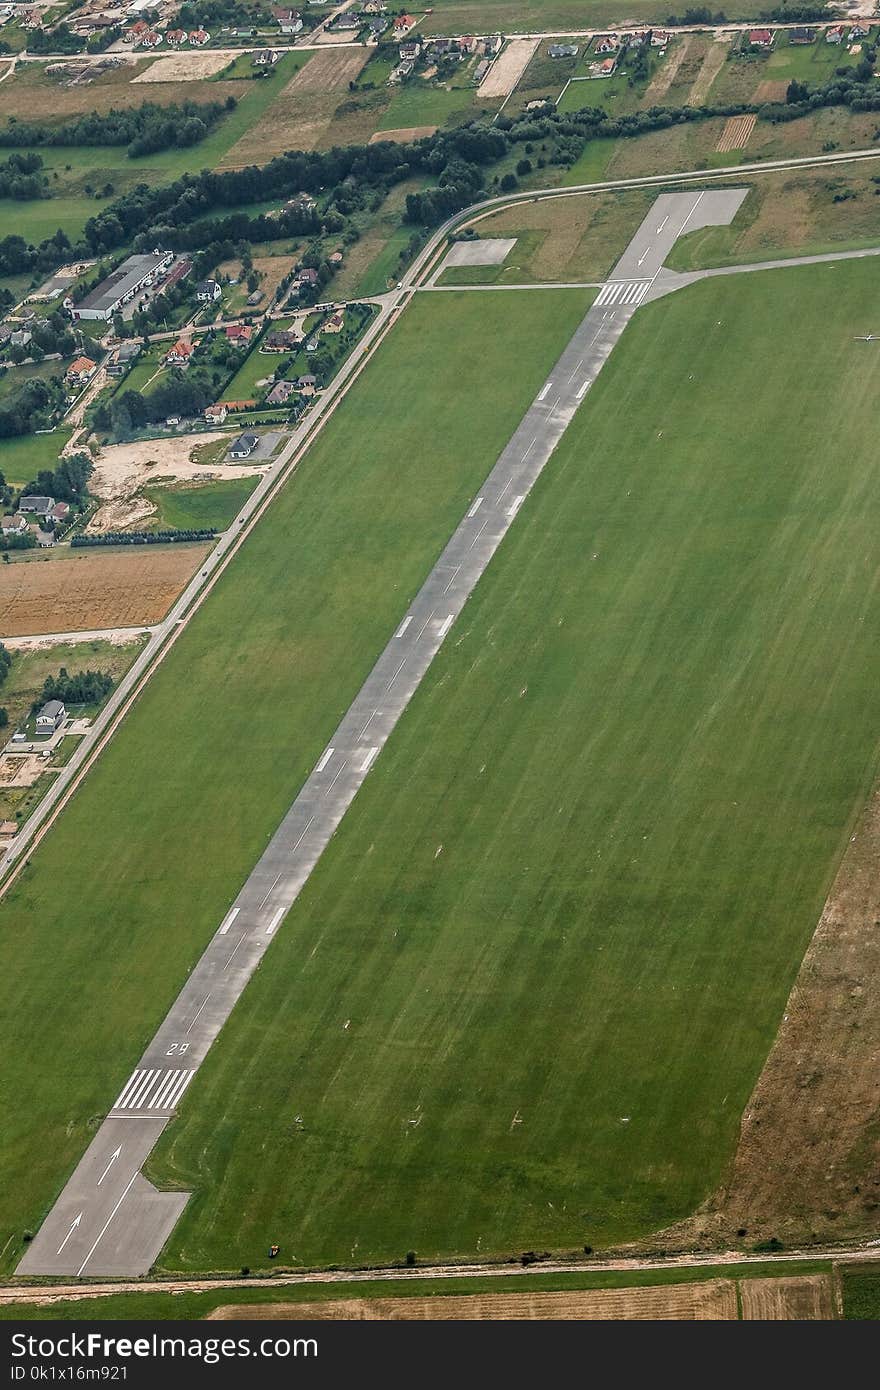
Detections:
415,611,435,640
77,1171,138,1276
223,933,247,972
325,760,347,795
386,658,407,691
469,517,489,550
360,709,377,736
443,565,460,594
185,994,211,1036
289,814,315,856
259,873,282,910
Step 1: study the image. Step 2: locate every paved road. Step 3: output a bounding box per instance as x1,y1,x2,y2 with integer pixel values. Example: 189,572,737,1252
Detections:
18,187,747,1278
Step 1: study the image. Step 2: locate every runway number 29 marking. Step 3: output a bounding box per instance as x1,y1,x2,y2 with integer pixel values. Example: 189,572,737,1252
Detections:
165,1042,189,1056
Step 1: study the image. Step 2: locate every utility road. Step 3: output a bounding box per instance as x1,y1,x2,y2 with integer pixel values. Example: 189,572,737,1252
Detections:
18,188,746,1277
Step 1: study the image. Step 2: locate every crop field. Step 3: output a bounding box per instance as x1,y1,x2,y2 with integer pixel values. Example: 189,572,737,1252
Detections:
0,543,211,637
0,289,592,1276
420,0,765,34
134,258,880,1273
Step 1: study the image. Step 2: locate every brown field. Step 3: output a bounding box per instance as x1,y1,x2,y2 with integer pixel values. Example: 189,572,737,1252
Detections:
370,125,436,144
131,53,233,83
666,778,880,1249
218,51,378,167
208,1281,738,1320
0,545,211,637
217,253,298,301
643,35,691,105
740,1276,835,1321
285,47,369,94
754,78,789,102
716,113,757,152
477,37,539,100
0,60,251,120
686,36,729,105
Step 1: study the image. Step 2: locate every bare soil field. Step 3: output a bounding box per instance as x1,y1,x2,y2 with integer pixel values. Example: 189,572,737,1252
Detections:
0,545,211,637
0,60,250,119
218,52,378,166
0,754,52,790
208,1281,738,1320
716,113,756,152
87,435,266,533
132,53,233,83
686,35,729,105
666,783,880,1249
216,253,298,303
753,78,789,102
643,35,691,104
370,125,436,143
286,47,369,94
740,1275,835,1321
477,38,539,100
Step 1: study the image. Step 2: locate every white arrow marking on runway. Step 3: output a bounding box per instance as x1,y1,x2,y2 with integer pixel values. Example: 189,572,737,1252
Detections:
77,1172,137,1276
56,1212,82,1254
97,1147,121,1188
637,251,649,266
656,215,668,233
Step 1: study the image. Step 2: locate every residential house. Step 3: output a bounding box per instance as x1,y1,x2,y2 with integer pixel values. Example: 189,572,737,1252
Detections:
362,1,387,12
628,29,649,45
266,379,296,405
50,501,69,525
204,403,228,424
253,47,280,65
1,513,27,535
549,42,578,58
164,338,193,366
296,374,317,395
196,278,221,303
789,26,815,44
246,290,263,306
225,324,252,347
826,24,845,43
597,56,616,75
189,28,209,45
263,329,300,352
483,34,502,56
748,28,774,47
35,699,65,733
9,329,31,348
106,341,141,377
166,27,186,44
390,59,414,81
18,496,55,519
367,16,386,37
650,29,669,46
322,312,344,334
272,6,303,32
330,10,361,28
457,35,478,54
296,267,319,288
229,432,258,458
125,18,148,40
849,22,869,40
399,38,421,60
474,58,490,81
328,250,343,266
392,13,414,38
139,29,162,46
30,525,55,548
65,355,97,387
593,34,619,53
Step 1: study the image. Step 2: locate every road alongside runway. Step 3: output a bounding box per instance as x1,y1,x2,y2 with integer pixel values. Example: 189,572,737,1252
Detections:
18,188,749,1278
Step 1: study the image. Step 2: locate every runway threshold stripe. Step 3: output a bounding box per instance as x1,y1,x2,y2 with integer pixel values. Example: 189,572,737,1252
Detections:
125,1069,159,1109
507,495,524,519
113,1071,143,1110
150,1071,180,1111
576,380,590,399
164,1070,195,1110
218,907,239,936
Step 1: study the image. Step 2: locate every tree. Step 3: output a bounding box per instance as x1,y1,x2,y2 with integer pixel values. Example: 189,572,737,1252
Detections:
500,172,518,192
0,642,11,686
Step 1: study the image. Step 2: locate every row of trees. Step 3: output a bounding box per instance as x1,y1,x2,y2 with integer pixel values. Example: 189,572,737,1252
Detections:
72,528,216,546
0,151,47,202
0,99,235,158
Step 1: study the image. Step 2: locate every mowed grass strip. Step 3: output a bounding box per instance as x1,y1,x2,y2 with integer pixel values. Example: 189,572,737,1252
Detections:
151,260,880,1271
0,289,592,1274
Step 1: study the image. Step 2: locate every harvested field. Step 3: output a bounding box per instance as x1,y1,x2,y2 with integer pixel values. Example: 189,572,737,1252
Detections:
370,124,436,143
686,35,729,105
668,780,880,1250
740,1275,835,1321
716,113,756,152
286,47,369,93
477,38,539,100
0,59,251,120
208,1282,738,1320
754,78,789,102
643,34,691,104
131,53,231,83
0,545,211,637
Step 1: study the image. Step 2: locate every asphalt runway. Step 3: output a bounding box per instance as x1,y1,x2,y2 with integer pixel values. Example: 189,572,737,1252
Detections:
18,187,748,1278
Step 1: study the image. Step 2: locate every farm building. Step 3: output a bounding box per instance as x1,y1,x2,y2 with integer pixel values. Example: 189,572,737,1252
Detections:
35,700,65,733
73,250,172,321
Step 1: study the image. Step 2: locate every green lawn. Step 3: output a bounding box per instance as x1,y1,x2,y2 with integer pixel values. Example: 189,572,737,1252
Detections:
0,429,71,489
378,81,482,131
0,288,592,1277
147,258,880,1272
144,477,259,532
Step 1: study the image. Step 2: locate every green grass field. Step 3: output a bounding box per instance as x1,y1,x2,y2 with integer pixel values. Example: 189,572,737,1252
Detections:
422,0,764,34
143,258,880,1273
377,82,483,131
0,428,71,489
0,289,592,1277
144,478,259,532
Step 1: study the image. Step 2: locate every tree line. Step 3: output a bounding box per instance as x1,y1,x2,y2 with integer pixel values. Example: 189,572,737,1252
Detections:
33,668,113,710
72,528,217,546
0,98,235,159
0,151,47,202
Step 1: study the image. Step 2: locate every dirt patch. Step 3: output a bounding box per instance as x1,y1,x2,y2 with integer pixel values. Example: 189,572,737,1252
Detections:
86,435,266,533
739,1275,835,1320
686,36,729,105
477,38,539,100
207,1281,737,1320
753,78,789,103
716,113,756,152
286,47,369,94
666,783,880,1249
0,545,211,636
0,754,52,789
643,34,691,104
370,125,436,144
131,53,232,83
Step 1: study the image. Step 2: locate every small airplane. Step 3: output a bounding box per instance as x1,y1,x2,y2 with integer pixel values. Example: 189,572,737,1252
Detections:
853,334,880,342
